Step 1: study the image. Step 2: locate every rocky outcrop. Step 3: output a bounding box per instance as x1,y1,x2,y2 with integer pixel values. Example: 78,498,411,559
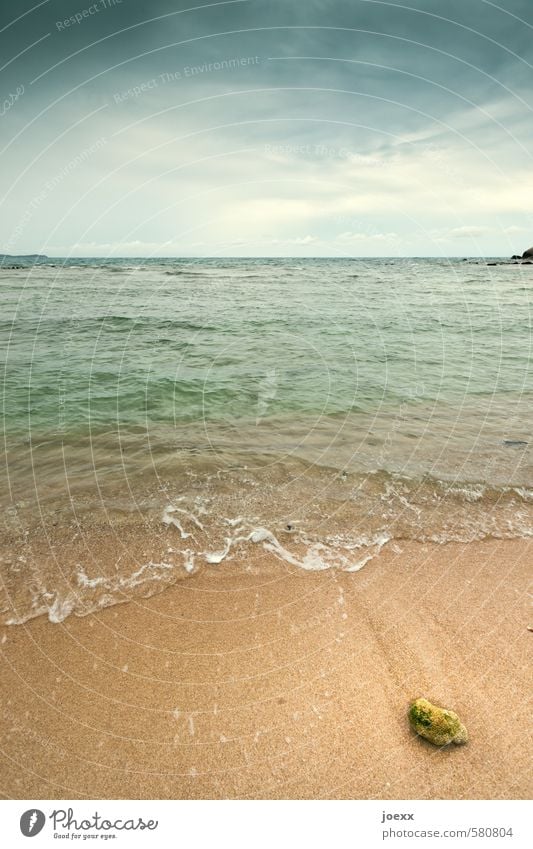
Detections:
503,247,533,264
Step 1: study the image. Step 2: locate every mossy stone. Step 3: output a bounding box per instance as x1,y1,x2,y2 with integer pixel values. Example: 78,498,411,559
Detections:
409,698,468,746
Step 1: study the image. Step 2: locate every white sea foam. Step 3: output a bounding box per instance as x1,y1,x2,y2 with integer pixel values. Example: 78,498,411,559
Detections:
514,487,533,501
162,504,205,538
444,484,486,502
172,507,204,530
182,550,195,573
7,591,77,625
204,538,234,564
202,523,390,572
77,561,175,590
7,560,178,625
162,506,190,538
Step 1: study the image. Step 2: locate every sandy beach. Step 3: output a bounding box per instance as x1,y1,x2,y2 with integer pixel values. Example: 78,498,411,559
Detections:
0,536,530,800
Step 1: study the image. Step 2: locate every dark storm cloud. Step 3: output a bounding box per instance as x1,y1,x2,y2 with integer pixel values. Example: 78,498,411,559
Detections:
3,0,529,149
1,1,532,256
3,1,532,89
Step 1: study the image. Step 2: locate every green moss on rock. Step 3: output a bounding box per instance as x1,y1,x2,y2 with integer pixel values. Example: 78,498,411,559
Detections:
409,698,468,746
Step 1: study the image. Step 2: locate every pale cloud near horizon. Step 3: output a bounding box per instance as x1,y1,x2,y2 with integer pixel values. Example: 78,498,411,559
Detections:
1,0,532,257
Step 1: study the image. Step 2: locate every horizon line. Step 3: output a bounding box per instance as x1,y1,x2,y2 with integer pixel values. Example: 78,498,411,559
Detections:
0,254,518,260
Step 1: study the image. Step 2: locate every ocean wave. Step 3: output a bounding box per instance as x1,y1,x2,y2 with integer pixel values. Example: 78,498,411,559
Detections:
163,268,213,276
5,559,180,625
3,472,532,626
2,520,392,625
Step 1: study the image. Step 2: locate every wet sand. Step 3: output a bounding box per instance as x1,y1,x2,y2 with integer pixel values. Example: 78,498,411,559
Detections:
0,537,531,799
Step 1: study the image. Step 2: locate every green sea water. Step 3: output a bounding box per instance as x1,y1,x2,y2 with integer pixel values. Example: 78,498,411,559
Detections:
2,257,531,436
1,257,532,622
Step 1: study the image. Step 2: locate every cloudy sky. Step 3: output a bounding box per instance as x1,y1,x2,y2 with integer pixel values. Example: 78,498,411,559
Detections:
0,0,532,256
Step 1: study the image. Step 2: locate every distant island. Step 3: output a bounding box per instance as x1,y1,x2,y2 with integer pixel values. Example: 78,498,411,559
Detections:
0,254,48,268
0,254,48,261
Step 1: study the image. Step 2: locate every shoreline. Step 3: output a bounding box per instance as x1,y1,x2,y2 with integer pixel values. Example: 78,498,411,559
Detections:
0,537,530,799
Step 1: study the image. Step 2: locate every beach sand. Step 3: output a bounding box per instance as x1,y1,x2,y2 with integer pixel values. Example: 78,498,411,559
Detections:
0,537,531,799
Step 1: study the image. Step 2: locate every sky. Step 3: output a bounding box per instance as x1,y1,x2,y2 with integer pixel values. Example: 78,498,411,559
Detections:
0,0,532,257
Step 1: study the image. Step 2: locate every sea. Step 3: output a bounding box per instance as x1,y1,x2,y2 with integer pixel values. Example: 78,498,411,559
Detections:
1,257,532,623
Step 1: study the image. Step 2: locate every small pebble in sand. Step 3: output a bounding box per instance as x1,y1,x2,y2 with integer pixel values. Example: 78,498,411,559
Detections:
409,697,468,746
